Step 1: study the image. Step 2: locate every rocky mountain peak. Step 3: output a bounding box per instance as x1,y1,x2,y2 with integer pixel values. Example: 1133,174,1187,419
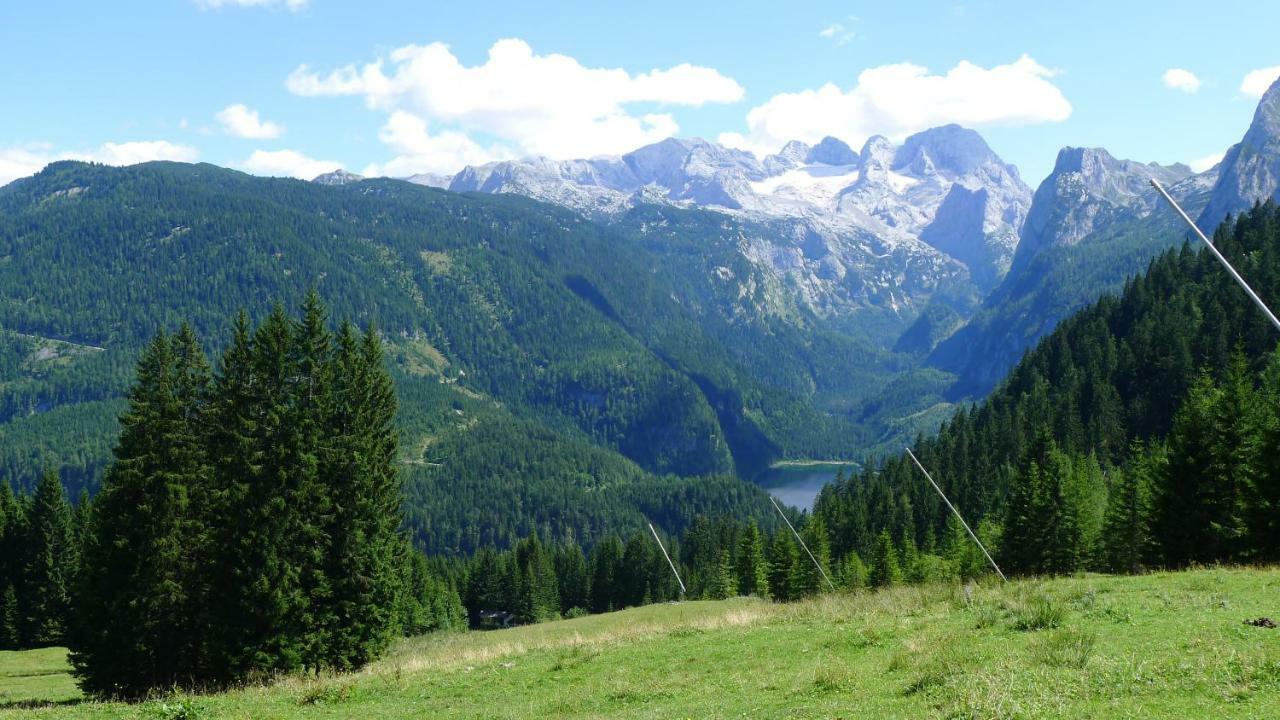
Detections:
312,169,363,186
1199,75,1280,230
805,136,859,166
859,135,895,168
893,124,1000,178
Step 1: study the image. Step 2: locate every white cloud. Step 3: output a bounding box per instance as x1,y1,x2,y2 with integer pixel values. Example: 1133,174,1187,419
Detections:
360,111,513,177
718,55,1071,157
1162,68,1201,94
0,140,199,186
1189,151,1225,173
238,149,342,179
818,22,855,45
216,104,284,139
287,38,745,172
195,0,307,10
1241,66,1280,98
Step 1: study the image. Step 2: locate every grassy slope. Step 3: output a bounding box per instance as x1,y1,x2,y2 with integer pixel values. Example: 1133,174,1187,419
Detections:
4,567,1279,719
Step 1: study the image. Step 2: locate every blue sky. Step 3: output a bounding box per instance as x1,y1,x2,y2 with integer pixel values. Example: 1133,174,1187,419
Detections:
2,0,1279,186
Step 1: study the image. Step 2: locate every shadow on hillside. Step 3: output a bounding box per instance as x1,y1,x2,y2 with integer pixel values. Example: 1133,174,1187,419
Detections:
0,697,85,710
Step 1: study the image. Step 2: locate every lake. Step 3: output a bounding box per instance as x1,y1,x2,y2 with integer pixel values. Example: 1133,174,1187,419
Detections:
753,462,858,511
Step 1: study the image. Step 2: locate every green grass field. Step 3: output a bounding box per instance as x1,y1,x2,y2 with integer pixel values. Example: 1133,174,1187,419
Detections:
3,567,1279,719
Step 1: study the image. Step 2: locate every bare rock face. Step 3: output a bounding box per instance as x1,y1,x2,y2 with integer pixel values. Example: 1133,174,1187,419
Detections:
1011,147,1194,276
311,169,363,186
425,127,1032,346
1200,76,1280,231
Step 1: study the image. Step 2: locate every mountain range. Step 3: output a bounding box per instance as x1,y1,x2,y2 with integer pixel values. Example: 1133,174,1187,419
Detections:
378,76,1280,404
4,77,1280,552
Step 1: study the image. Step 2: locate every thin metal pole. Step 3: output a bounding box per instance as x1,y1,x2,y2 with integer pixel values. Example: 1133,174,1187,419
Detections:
648,522,686,595
1151,178,1280,334
905,448,1007,582
768,496,836,591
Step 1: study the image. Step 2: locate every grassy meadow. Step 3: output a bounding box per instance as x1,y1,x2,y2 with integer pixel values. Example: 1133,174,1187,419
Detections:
3,567,1278,719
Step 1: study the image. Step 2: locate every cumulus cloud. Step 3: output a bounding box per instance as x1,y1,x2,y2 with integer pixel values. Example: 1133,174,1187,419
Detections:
718,54,1071,158
1189,152,1225,173
238,149,343,179
195,0,307,10
360,111,513,177
1241,66,1280,98
287,38,744,173
0,140,198,186
1162,68,1201,94
216,104,284,139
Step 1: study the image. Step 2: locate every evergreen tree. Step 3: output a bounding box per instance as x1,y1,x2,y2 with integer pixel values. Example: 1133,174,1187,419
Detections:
836,551,867,591
513,535,560,622
465,547,508,626
1245,350,1280,559
734,520,769,598
588,536,623,613
618,533,652,608
788,516,831,598
318,319,406,669
70,330,211,696
1101,448,1158,573
0,584,17,650
767,531,797,602
1155,366,1251,566
705,550,737,600
21,469,74,646
868,531,902,588
553,541,590,613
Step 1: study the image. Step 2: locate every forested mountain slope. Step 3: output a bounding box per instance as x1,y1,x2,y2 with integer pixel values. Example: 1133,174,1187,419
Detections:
816,201,1280,568
0,160,898,551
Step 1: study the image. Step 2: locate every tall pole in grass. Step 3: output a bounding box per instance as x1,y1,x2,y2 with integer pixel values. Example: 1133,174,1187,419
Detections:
905,448,1007,582
1151,179,1280,334
649,522,687,595
769,496,836,591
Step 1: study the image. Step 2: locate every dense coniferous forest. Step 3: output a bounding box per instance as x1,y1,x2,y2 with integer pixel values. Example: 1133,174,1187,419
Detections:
814,202,1280,575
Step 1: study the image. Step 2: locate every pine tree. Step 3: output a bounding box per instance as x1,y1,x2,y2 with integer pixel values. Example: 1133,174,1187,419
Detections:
319,318,405,669
589,536,624,613
1155,368,1251,566
789,516,831,598
767,532,797,602
868,530,902,588
70,330,211,697
553,541,590,613
0,584,18,650
21,469,74,646
619,533,652,608
1244,350,1280,560
465,547,508,626
734,521,769,599
513,535,560,622
705,550,737,600
0,481,17,610
1101,449,1157,574
837,551,867,591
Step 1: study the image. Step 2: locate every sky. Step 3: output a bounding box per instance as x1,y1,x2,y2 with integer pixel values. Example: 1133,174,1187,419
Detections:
2,0,1279,188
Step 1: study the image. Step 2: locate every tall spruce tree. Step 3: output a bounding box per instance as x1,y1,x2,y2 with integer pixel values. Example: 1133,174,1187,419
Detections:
767,531,797,602
1244,350,1280,560
553,541,590,613
1101,448,1158,574
588,536,624,612
21,469,75,647
789,516,831,598
70,330,211,697
868,530,902,588
734,520,769,599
